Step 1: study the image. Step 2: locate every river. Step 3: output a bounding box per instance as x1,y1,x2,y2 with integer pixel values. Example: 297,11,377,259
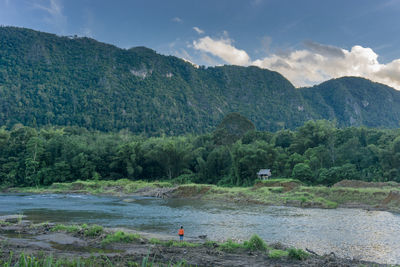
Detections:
1,193,399,264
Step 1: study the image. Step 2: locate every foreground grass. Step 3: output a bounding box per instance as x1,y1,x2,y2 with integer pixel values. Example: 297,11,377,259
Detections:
0,251,191,267
0,227,309,266
7,178,400,212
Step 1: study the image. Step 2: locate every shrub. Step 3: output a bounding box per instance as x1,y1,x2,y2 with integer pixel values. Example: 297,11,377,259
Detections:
84,225,103,237
244,234,267,251
292,163,313,184
288,248,309,260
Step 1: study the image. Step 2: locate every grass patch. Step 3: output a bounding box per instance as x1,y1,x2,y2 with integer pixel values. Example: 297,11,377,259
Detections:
288,248,309,260
51,223,104,237
1,251,191,267
0,220,12,226
300,185,391,207
0,251,114,267
83,224,104,237
101,231,140,245
8,179,173,196
268,249,289,258
255,178,302,184
218,235,268,253
51,224,81,233
219,239,246,252
204,240,217,248
148,238,199,248
163,240,199,248
170,241,199,248
244,234,267,251
149,238,163,244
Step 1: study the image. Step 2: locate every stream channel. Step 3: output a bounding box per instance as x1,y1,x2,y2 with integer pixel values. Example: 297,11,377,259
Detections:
1,193,399,264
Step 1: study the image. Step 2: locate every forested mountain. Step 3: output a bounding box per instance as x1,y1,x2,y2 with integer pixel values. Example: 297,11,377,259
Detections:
302,77,400,128
1,26,400,135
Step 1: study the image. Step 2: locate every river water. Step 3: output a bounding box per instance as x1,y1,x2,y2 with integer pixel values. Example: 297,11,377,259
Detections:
1,193,399,264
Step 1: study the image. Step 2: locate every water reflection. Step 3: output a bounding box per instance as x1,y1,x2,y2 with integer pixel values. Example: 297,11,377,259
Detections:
1,193,399,264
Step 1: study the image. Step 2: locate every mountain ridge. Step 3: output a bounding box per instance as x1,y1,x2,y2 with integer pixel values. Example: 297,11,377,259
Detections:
1,26,400,134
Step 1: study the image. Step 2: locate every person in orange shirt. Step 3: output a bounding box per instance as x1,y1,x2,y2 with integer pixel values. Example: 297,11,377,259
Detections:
178,225,184,241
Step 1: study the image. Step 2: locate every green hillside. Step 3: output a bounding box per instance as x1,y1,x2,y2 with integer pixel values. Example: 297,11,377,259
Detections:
1,26,400,134
302,77,400,128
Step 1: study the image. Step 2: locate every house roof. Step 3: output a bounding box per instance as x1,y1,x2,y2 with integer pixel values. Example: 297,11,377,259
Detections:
257,169,271,175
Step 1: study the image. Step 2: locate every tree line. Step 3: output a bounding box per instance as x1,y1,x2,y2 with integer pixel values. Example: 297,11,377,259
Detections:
1,120,400,188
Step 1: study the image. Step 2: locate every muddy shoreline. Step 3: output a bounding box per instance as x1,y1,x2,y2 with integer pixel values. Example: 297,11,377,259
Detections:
0,216,386,266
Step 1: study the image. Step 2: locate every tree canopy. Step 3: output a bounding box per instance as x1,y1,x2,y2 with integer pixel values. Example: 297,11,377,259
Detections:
1,119,400,188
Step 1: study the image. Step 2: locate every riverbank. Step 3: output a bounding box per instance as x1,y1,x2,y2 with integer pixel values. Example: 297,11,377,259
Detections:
0,215,385,266
4,178,400,213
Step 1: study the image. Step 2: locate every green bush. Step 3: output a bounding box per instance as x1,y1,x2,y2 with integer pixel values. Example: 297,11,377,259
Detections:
84,225,104,237
288,248,309,260
244,234,267,251
101,231,139,245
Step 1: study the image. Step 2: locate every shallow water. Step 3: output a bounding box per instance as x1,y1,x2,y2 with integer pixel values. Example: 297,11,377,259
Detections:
1,193,399,264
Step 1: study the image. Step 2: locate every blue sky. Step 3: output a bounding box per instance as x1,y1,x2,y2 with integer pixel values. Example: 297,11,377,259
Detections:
1,0,400,89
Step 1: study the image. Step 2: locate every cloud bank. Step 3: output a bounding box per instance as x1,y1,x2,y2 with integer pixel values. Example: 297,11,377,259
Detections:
193,37,400,90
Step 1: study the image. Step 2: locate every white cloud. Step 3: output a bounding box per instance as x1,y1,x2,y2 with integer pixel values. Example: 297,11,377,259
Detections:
172,17,182,23
193,26,204,35
192,35,400,90
193,36,251,66
32,0,66,32
253,44,400,90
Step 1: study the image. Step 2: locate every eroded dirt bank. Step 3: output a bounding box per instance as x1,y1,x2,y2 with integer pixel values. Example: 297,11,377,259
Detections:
0,215,386,267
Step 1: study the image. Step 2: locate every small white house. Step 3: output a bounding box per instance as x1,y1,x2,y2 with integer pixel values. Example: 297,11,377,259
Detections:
257,169,271,180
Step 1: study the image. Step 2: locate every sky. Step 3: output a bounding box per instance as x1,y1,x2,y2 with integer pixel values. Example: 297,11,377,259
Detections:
1,0,400,89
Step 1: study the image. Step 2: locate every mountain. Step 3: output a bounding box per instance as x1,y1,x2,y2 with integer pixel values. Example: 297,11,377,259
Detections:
1,26,400,134
302,77,400,128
